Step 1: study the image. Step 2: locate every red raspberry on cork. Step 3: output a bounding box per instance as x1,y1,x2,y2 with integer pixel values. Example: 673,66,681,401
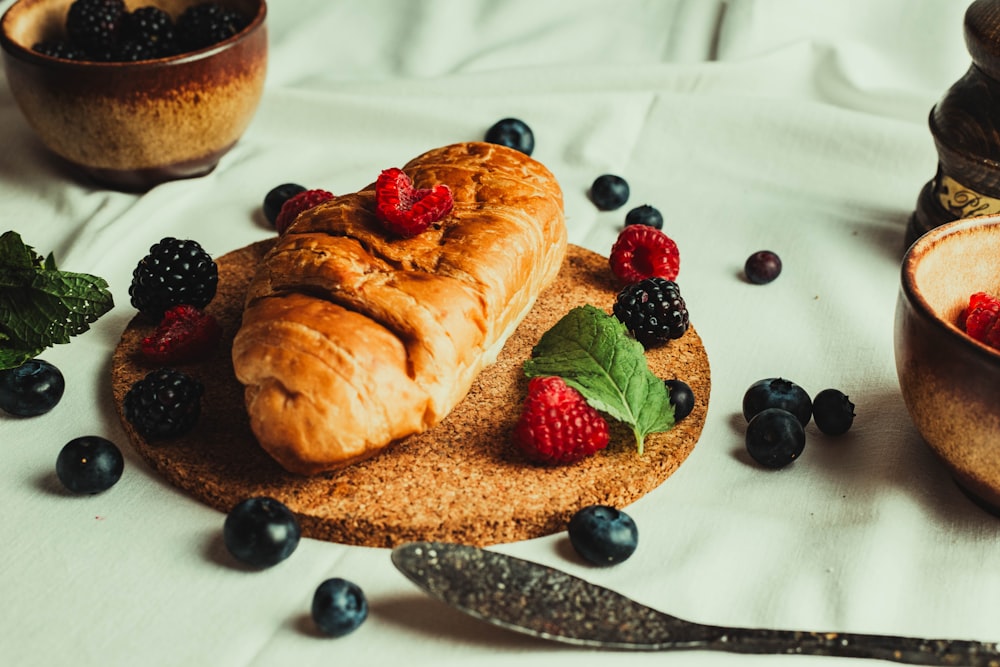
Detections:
609,224,680,284
513,376,610,465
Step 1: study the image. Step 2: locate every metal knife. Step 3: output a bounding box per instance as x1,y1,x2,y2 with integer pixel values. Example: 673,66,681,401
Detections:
391,541,1000,665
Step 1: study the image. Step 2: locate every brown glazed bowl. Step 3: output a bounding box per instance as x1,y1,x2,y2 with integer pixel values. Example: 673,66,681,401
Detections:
895,214,1000,513
0,0,266,191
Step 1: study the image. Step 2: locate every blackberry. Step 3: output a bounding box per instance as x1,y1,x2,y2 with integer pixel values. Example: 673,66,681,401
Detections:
122,6,178,58
177,2,249,51
625,204,663,230
613,277,689,348
66,0,127,60
129,237,218,318
590,174,629,211
32,40,87,60
484,118,535,156
115,39,157,62
123,368,203,439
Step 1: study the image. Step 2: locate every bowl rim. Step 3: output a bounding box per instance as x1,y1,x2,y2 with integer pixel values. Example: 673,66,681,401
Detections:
0,0,266,69
900,213,1000,365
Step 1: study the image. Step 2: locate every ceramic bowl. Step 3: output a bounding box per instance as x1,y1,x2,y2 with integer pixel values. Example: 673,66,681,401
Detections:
0,0,267,191
895,214,1000,512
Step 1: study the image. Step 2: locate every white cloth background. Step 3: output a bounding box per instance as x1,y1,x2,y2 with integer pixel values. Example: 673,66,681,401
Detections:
2,1,994,665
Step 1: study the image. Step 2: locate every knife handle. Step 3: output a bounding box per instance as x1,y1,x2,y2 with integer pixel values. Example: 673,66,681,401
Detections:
706,627,1000,665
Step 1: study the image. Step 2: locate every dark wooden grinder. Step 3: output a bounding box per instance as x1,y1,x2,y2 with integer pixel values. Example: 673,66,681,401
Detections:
909,0,1000,246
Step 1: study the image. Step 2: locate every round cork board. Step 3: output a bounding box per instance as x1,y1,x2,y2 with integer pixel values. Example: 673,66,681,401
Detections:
111,241,710,547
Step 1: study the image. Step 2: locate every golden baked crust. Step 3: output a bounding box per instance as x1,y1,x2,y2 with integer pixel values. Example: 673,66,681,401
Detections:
231,142,567,475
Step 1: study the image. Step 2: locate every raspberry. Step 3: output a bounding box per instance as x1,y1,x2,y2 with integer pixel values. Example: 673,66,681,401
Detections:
613,277,689,348
274,188,334,234
123,368,203,439
141,304,221,364
963,291,1000,351
129,238,218,318
513,376,609,465
374,168,454,238
65,0,127,60
608,225,680,284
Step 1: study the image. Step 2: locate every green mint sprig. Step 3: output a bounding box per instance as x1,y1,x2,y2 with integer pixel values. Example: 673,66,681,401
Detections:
0,231,114,370
523,304,674,454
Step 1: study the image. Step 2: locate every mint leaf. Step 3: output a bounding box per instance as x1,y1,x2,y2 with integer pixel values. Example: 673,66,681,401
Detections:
523,304,674,454
0,231,114,370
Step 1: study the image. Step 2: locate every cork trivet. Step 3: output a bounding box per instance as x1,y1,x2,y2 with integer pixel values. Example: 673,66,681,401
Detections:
110,241,710,547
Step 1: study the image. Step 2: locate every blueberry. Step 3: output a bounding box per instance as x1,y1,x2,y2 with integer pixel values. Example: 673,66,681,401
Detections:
567,505,638,566
664,379,694,421
223,497,301,568
742,377,811,426
745,408,805,469
590,174,629,211
56,436,124,494
484,118,534,156
0,359,65,417
812,388,855,436
311,578,368,637
625,204,663,230
744,250,782,285
263,183,306,226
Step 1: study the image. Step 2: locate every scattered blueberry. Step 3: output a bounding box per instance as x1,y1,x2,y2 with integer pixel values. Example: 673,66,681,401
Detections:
624,204,663,230
745,408,805,469
223,496,301,568
0,359,65,417
56,436,124,494
742,377,811,427
812,388,855,436
589,174,629,211
484,118,534,156
567,504,638,566
664,379,694,421
263,183,306,226
311,578,369,637
744,250,782,285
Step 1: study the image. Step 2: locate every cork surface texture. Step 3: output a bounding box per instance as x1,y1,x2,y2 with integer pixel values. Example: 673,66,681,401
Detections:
110,240,711,547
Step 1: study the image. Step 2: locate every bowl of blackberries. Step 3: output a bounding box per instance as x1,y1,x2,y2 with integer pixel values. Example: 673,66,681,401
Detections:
0,0,267,191
894,214,1000,514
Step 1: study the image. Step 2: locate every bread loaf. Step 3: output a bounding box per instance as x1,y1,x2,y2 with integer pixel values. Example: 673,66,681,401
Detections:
231,142,567,475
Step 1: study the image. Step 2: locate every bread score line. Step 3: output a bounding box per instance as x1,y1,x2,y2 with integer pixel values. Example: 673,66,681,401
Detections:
231,142,568,475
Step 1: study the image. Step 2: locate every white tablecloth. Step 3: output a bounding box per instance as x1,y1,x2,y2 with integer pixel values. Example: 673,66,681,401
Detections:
3,1,995,665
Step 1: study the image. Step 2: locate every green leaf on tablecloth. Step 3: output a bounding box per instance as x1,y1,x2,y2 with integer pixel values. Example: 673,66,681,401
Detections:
0,231,114,370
